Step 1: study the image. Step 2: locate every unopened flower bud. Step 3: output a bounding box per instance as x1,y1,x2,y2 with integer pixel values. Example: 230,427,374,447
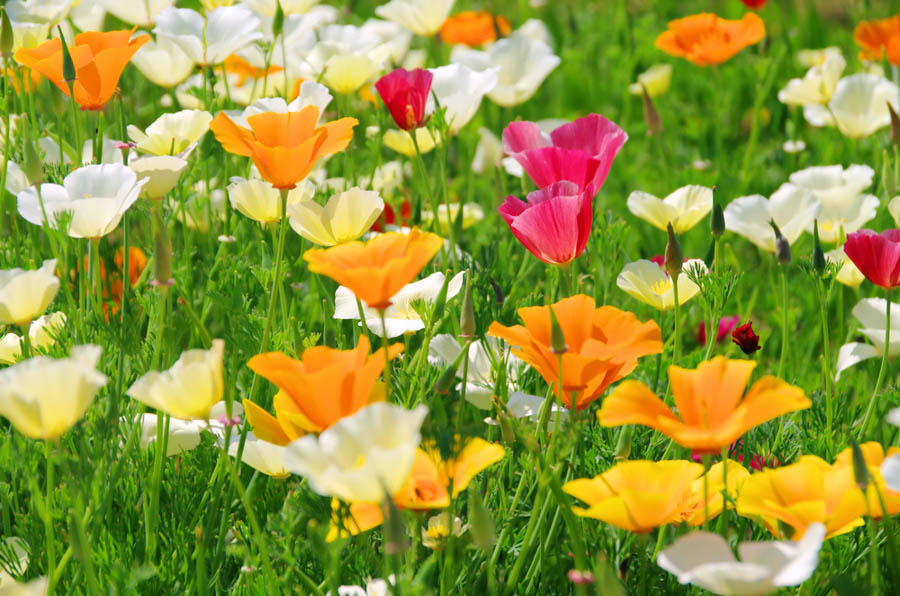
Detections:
434,340,469,394
614,425,633,461
850,440,870,491
152,208,173,288
58,26,76,84
272,0,285,38
430,270,452,323
468,487,496,551
459,276,475,338
0,8,13,59
641,84,663,137
664,222,683,277
883,148,900,198
549,307,567,355
812,220,826,274
22,134,44,186
770,220,791,265
497,409,516,444
710,195,725,237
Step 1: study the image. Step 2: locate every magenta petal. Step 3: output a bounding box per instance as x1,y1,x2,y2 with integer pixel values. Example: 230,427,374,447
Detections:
526,181,580,204
502,121,550,155
509,194,582,264
498,194,529,219
550,113,628,158
514,147,593,190
845,229,900,288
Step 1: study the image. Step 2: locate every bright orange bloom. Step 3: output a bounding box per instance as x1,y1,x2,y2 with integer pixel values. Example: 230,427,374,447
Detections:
828,442,900,519
655,13,765,66
328,438,505,539
854,15,900,65
596,357,810,452
440,11,512,46
209,106,357,190
487,294,662,410
303,228,443,309
736,458,866,540
245,336,403,436
563,460,704,533
14,28,150,110
223,53,283,86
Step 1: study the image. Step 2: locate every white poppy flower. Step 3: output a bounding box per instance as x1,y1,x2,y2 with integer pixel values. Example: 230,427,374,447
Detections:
284,402,428,502
723,184,821,253
335,271,465,338
796,47,842,68
153,5,263,66
129,154,190,200
504,391,568,424
427,63,498,134
451,37,560,107
803,73,900,138
360,18,413,65
788,164,874,210
0,261,59,327
5,0,72,24
227,433,289,478
228,177,312,224
2,160,29,196
658,523,826,595
626,185,713,234
0,345,107,440
374,0,454,37
616,259,707,311
240,0,319,17
296,24,390,93
778,51,845,107
783,140,806,153
0,311,66,364
69,0,106,32
338,576,394,596
509,18,553,46
812,194,879,244
237,81,332,124
836,298,900,381
825,247,864,287
131,34,195,88
17,164,147,239
128,109,213,156
133,413,205,456
98,0,173,26
427,334,522,409
359,161,409,196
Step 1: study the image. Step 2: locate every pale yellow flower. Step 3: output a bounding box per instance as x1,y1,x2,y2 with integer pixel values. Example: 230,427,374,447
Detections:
375,0,454,37
0,312,66,364
127,109,213,156
626,185,713,234
288,186,384,246
616,259,706,311
0,260,60,327
383,128,439,157
627,64,672,97
129,154,191,199
126,339,225,420
826,247,865,287
227,177,313,224
322,54,384,95
131,35,196,88
0,345,107,440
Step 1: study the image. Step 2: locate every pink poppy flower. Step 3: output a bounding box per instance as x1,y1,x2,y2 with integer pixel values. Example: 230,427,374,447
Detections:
502,113,627,198
697,315,740,345
375,68,433,131
498,181,590,265
843,229,900,289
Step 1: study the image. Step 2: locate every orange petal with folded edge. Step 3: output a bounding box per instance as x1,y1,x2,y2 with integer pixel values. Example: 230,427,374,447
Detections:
247,108,320,148
596,380,680,430
446,439,505,497
209,112,256,157
729,375,811,435
317,117,359,156
668,357,756,429
272,390,318,436
242,399,291,446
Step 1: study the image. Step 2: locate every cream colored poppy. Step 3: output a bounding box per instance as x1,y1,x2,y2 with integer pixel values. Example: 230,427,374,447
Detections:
288,186,384,245
128,109,212,156
0,312,66,364
627,64,672,97
382,128,440,157
0,260,60,327
616,258,706,311
227,177,313,223
626,185,713,234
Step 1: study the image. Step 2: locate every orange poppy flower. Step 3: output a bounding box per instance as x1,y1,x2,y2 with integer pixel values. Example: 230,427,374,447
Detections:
14,28,150,110
596,357,810,452
245,335,403,436
655,13,765,66
487,294,662,410
440,11,512,47
328,438,505,539
854,15,900,65
223,53,283,86
736,458,866,540
303,228,443,310
677,460,751,526
828,442,900,519
563,460,704,533
209,106,357,190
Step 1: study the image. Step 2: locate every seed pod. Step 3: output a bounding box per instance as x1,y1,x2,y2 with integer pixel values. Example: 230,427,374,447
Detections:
614,425,633,461
459,275,475,338
812,220,826,274
889,102,900,148
22,134,44,186
272,0,285,38
468,486,496,551
710,200,725,238
58,26,76,84
664,222,683,277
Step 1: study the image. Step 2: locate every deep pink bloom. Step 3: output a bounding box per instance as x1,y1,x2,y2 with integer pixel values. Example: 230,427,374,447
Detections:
502,113,627,198
498,181,590,265
374,68,433,131
843,229,900,289
697,315,740,345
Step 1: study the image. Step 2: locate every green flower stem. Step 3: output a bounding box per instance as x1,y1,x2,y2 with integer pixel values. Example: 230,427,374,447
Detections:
43,441,56,581
816,275,835,438
380,308,392,400
145,413,170,561
355,298,372,340
89,238,101,317
92,109,104,164
778,267,788,379
651,524,667,560
664,274,681,404
410,129,446,268
860,291,892,438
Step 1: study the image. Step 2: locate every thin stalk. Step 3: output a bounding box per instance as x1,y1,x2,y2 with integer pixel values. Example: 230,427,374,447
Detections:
43,441,57,580
778,267,788,379
410,130,446,268
145,413,170,561
380,308,392,399
816,276,835,438
93,109,104,164
860,293,892,438
89,238,101,317
355,298,372,339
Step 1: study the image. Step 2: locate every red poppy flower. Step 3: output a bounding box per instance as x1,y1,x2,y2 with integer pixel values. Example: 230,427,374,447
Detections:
741,0,768,8
374,68,433,131
731,320,761,354
843,229,900,289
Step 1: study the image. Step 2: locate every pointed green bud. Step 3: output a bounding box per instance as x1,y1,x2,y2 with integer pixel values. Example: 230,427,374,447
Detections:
272,0,285,38
614,425,633,461
152,207,173,288
889,102,900,148
22,134,44,186
434,340,469,394
664,222,683,277
58,26,77,85
850,440,871,491
468,486,496,551
710,190,725,237
549,306,567,355
770,220,791,266
381,498,410,555
0,8,13,59
884,148,900,198
497,408,516,444
429,270,452,324
812,220,826,274
641,84,663,137
459,275,476,338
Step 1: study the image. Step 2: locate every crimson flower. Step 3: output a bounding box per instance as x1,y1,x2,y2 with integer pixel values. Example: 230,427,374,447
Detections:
741,0,768,8
374,68,433,131
843,229,900,289
731,320,761,354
